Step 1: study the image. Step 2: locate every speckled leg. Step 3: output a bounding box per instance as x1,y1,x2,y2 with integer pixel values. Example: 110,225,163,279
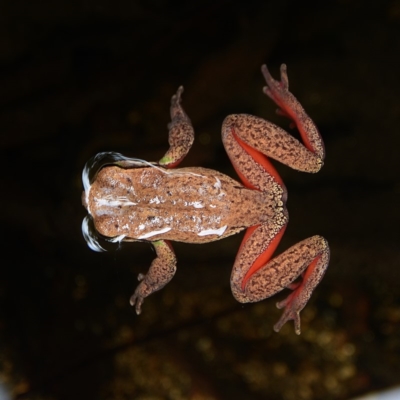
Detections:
231,230,329,334
159,86,195,168
130,240,177,314
222,64,325,176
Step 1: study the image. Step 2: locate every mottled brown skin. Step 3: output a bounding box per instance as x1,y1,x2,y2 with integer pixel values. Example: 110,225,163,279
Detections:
83,64,330,334
88,166,278,243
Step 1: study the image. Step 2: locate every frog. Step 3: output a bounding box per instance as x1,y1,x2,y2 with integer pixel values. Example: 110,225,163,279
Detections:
82,64,330,334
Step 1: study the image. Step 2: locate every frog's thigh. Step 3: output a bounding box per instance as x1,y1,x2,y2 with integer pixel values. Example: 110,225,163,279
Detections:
230,223,284,301
130,240,177,314
221,116,284,190
222,114,322,173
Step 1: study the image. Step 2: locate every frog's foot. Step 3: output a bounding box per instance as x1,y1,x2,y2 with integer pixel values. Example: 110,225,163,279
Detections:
129,240,177,313
261,63,325,161
170,86,184,119
129,273,146,314
261,63,294,119
273,290,304,335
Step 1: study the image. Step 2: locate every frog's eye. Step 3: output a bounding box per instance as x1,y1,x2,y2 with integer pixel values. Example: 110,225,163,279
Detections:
81,215,106,252
82,151,158,189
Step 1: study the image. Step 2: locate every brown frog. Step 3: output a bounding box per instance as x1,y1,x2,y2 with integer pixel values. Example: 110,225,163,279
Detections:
82,64,330,334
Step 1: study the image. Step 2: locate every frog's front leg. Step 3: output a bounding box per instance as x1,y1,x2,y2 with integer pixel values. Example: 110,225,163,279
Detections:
230,226,329,334
130,240,177,314
159,86,195,168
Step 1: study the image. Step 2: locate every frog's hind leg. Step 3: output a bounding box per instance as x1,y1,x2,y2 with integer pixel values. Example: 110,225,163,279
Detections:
130,240,177,314
230,225,329,334
159,86,195,168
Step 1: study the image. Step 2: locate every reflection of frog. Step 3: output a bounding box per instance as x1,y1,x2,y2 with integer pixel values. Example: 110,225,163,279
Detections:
82,64,330,334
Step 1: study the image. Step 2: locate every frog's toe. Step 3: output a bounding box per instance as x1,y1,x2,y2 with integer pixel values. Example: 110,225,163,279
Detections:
130,290,144,314
274,294,302,334
176,85,184,98
129,274,146,313
171,86,184,105
273,305,301,335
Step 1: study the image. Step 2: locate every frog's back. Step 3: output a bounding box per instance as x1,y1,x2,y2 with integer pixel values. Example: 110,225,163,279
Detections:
86,165,270,243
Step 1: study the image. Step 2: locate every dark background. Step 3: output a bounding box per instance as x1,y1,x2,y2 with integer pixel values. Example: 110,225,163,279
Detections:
1,1,399,399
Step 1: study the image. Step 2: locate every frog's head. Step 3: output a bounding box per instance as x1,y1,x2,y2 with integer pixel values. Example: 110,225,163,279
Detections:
81,151,156,252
